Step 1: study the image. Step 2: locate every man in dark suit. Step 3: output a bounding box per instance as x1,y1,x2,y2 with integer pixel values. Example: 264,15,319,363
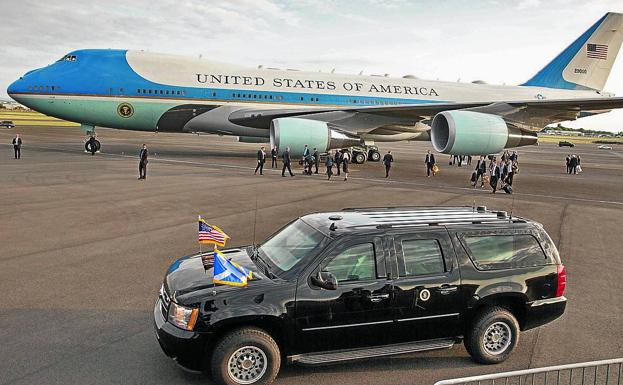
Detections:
334,149,342,176
281,147,294,177
490,160,501,193
138,144,148,180
475,156,487,188
425,150,436,177
254,146,266,175
313,147,320,174
12,134,22,159
270,146,278,168
383,150,393,178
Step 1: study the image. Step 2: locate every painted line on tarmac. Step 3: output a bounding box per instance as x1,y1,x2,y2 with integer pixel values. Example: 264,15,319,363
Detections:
5,143,623,206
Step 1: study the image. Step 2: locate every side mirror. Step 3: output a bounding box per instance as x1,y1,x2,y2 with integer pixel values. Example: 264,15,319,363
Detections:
311,271,338,290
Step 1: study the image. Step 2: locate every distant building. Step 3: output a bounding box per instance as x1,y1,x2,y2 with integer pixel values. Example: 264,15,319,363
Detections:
0,101,28,110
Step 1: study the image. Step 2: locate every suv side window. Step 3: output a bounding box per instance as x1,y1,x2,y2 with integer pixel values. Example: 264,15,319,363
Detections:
324,243,377,283
462,233,549,270
400,239,445,277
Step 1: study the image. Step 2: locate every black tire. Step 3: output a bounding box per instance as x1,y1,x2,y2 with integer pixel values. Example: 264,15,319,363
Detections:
210,327,281,385
354,152,366,164
94,140,101,152
369,151,381,162
465,306,519,364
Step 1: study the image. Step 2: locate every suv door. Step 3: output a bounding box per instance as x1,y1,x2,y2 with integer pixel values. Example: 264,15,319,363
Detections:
293,236,395,353
390,229,465,341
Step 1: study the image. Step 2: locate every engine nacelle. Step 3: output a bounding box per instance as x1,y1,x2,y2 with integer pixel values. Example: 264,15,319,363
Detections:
431,111,537,155
270,118,361,156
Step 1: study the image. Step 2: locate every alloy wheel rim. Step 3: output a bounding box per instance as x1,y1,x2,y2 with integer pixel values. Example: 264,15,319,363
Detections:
482,321,512,355
227,345,268,384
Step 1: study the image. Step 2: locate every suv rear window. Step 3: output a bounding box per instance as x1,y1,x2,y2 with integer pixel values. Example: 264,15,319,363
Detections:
462,234,548,270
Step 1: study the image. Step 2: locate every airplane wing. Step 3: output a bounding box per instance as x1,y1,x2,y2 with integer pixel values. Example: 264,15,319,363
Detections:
228,97,623,132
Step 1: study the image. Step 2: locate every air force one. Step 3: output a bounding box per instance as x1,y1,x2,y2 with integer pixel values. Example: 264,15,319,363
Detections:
7,12,623,159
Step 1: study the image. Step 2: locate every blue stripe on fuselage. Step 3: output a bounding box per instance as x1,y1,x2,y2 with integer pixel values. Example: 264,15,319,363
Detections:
15,49,446,107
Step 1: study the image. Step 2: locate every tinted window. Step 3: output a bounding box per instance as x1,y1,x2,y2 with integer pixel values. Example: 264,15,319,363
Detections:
324,243,376,283
462,234,548,270
401,239,445,276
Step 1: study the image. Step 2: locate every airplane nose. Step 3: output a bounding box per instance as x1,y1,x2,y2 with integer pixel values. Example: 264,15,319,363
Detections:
7,78,23,101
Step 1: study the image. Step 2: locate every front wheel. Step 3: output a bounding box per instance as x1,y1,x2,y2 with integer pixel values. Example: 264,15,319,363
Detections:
465,306,519,364
210,327,281,385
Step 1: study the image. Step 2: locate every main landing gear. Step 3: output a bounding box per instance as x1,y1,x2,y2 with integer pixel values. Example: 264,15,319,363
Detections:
351,145,381,164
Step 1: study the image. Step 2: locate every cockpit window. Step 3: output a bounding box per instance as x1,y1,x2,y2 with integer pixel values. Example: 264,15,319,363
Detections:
58,55,77,62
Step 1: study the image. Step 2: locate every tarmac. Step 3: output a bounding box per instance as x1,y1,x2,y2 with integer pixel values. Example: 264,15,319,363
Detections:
1,125,622,385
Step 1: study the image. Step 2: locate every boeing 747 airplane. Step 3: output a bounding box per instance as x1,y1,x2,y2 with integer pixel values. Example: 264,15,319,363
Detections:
7,12,623,159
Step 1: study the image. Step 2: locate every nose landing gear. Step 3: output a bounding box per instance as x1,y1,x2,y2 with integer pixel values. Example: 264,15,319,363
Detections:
82,124,101,155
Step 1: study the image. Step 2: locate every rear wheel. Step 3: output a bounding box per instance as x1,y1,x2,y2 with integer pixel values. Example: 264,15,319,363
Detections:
465,306,519,364
210,327,281,385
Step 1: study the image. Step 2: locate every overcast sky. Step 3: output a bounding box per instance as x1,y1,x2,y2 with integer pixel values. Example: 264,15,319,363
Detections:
2,0,623,131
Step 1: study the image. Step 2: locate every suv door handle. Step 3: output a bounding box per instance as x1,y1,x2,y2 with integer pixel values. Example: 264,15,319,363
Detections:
439,285,458,295
369,293,390,302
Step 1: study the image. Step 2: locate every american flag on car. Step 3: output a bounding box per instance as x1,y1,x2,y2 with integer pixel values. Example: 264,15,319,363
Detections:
198,216,229,246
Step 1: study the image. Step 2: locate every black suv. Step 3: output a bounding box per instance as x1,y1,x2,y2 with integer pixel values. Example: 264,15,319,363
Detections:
558,140,575,147
154,206,567,385
0,120,15,129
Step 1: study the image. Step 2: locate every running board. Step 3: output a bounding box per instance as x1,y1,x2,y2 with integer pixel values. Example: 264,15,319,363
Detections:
288,338,456,366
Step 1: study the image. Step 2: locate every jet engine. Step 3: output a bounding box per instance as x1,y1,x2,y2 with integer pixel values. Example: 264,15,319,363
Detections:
431,111,538,155
270,118,361,156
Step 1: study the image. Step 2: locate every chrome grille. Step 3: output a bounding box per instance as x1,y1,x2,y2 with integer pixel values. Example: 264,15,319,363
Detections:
159,284,171,318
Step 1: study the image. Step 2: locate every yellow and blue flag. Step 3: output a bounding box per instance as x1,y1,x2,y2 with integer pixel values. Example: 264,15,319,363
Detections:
213,249,251,287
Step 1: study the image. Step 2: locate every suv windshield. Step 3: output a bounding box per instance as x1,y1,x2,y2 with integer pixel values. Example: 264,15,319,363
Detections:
258,219,329,279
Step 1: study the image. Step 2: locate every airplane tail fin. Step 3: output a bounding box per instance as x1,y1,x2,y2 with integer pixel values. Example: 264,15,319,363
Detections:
522,12,623,91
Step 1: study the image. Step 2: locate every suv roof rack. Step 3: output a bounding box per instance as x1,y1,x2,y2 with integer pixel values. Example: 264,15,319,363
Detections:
339,206,526,229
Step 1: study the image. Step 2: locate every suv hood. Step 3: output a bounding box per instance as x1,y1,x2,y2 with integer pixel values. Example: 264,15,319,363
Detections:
164,247,269,300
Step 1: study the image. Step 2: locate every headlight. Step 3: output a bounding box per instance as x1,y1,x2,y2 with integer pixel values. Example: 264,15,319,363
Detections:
167,302,199,331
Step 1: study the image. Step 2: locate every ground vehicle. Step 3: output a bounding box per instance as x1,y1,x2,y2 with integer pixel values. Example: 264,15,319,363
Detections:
154,206,567,385
598,145,613,150
0,120,15,129
558,141,575,147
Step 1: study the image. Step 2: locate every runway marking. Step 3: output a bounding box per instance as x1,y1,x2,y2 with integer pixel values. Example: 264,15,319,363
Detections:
3,143,623,207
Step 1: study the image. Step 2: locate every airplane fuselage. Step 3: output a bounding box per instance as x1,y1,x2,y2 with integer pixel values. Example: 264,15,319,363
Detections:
7,49,607,141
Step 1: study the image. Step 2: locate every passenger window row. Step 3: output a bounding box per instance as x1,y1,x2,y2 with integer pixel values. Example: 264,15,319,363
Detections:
28,85,61,92
137,89,186,96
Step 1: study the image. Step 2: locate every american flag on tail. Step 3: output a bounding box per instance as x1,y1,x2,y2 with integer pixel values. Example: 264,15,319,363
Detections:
587,43,608,59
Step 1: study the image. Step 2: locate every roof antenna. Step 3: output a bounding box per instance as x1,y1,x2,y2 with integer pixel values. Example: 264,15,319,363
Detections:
252,194,259,248
509,192,515,222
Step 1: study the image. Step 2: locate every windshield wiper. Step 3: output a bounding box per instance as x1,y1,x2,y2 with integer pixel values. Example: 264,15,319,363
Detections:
250,245,277,279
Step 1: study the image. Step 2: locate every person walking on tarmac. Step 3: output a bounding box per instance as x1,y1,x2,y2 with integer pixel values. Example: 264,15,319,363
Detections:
325,153,334,180
383,150,393,178
254,146,266,175
12,133,22,159
138,144,148,180
270,146,278,168
313,147,320,174
282,147,295,177
475,156,487,188
334,149,342,176
425,150,436,177
342,150,351,181
490,159,501,193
